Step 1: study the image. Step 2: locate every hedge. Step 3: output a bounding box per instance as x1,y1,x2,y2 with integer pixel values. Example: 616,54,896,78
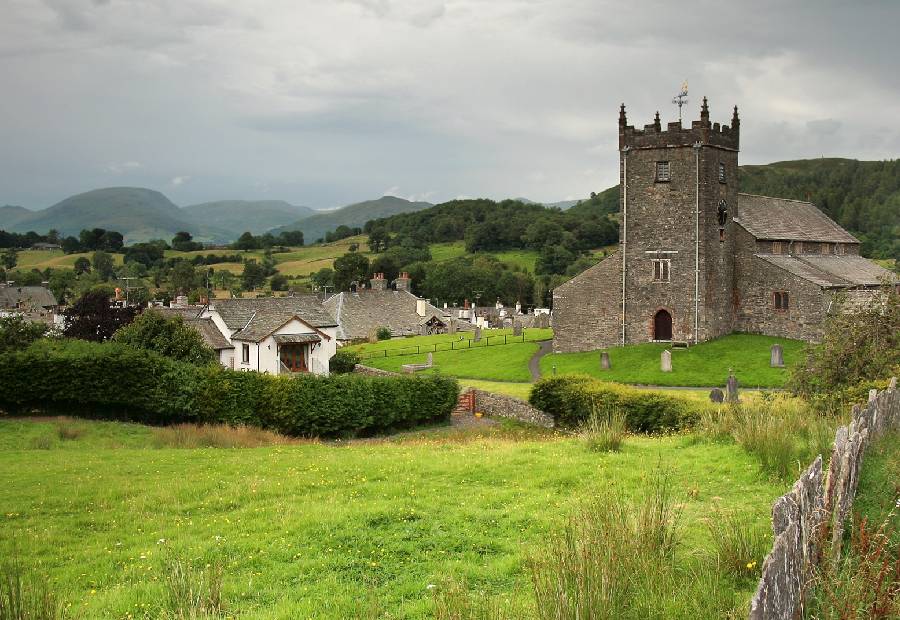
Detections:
0,339,459,438
529,374,696,432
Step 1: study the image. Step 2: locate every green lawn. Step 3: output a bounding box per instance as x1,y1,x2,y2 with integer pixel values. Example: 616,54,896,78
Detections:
0,418,784,618
541,334,803,388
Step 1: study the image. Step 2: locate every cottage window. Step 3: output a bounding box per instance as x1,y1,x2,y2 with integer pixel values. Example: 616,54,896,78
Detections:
718,163,726,183
821,243,831,255
242,343,250,364
836,244,845,255
652,259,671,282
773,291,790,311
655,161,670,182
771,241,783,254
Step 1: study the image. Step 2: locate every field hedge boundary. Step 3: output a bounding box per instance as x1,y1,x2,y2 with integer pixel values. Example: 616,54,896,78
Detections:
0,339,458,438
529,374,695,432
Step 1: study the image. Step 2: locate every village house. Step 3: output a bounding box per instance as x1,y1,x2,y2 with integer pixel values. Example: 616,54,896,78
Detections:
324,272,448,343
552,99,897,353
0,285,60,325
200,297,338,375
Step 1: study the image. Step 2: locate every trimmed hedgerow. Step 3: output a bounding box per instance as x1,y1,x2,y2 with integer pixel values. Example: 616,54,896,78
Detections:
328,349,361,374
529,374,695,433
0,339,458,438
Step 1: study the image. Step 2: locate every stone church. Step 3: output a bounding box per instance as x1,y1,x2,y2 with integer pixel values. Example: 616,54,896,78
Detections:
552,99,896,353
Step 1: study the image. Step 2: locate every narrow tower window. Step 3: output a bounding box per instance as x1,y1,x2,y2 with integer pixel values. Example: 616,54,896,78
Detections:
652,259,670,282
718,162,726,183
655,161,670,182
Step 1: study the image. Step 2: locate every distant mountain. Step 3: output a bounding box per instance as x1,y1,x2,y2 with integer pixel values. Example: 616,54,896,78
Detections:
181,200,315,236
272,196,434,242
0,187,225,244
512,197,584,211
0,205,33,228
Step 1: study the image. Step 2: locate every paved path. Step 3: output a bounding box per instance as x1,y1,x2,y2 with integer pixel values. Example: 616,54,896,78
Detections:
528,340,553,381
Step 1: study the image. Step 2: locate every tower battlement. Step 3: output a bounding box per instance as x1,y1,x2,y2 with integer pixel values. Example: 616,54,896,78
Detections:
618,97,739,151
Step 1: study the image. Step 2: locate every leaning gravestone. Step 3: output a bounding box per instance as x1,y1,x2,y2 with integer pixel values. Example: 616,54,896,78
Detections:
600,351,611,370
726,371,740,403
661,349,672,372
474,327,482,342
770,344,785,368
709,388,725,403
512,321,523,337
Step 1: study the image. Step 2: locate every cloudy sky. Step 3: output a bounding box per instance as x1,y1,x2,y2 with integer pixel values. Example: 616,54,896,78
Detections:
2,0,898,210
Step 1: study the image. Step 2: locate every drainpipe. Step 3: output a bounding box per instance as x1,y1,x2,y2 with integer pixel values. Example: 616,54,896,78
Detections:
621,146,629,346
693,142,701,344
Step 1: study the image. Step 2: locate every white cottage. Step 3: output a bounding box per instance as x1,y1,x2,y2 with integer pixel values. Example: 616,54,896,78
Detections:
202,297,338,375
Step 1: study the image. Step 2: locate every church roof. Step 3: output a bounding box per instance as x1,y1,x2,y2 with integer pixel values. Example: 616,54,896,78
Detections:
736,194,858,243
323,289,443,340
756,254,897,288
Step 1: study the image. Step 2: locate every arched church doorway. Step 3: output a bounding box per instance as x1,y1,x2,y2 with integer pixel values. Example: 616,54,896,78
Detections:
653,309,672,341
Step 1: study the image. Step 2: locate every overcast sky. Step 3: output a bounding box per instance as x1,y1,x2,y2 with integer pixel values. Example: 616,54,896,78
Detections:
2,0,898,210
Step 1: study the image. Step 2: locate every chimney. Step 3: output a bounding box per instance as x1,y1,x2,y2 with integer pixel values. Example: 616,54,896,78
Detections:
416,298,427,317
395,271,411,292
370,272,387,291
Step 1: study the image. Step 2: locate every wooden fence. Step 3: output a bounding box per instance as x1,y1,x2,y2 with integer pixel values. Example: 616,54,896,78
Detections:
748,377,899,619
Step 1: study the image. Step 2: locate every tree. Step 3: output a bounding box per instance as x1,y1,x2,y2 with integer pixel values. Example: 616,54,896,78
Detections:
73,256,91,274
311,268,334,290
1,248,17,270
241,260,267,290
100,230,124,251
367,227,390,253
233,232,259,251
92,251,115,280
48,269,77,304
112,310,215,366
535,244,576,276
171,231,202,252
332,252,369,292
0,315,46,352
170,261,198,293
278,230,304,246
63,290,138,341
270,273,289,291
61,236,82,253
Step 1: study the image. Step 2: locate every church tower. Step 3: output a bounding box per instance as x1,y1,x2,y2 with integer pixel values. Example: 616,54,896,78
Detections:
618,99,740,344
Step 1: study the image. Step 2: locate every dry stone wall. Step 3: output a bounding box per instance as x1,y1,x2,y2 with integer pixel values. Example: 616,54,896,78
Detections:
748,378,899,619
466,388,554,428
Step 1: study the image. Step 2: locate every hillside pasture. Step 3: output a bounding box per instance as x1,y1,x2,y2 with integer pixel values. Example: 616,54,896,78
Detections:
13,249,124,271
0,417,784,618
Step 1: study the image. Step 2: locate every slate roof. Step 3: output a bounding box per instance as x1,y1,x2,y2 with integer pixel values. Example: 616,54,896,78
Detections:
151,307,233,350
273,333,321,344
735,194,859,243
0,286,57,309
755,254,897,288
210,297,337,343
323,289,444,340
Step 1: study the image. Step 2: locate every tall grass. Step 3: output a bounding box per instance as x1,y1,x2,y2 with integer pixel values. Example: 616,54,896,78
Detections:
580,405,627,453
431,578,525,620
697,397,839,480
528,472,739,619
0,556,63,620
707,511,771,580
162,555,224,619
151,424,299,449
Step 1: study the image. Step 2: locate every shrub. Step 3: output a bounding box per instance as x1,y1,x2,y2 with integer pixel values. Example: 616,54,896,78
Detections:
0,339,459,438
581,405,627,452
376,327,392,341
0,316,46,353
112,310,216,366
329,349,361,374
529,374,694,432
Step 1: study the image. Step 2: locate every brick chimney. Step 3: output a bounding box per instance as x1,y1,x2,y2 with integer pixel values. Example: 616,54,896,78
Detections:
395,271,411,292
370,272,387,291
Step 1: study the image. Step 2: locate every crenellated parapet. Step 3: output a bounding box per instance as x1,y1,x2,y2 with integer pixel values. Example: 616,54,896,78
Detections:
618,97,740,151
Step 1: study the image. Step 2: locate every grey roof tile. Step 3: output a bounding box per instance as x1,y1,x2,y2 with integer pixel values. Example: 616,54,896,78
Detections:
0,286,57,309
323,290,443,340
736,194,859,243
211,296,337,343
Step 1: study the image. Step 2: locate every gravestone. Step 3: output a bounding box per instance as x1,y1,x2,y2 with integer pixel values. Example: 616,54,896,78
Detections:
726,371,740,403
661,349,672,372
512,321,523,337
770,344,784,368
474,327,482,342
448,319,457,335
426,352,433,367
600,351,611,370
709,388,724,403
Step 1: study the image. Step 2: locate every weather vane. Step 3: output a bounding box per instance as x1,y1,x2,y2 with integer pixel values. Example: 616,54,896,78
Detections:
672,80,688,122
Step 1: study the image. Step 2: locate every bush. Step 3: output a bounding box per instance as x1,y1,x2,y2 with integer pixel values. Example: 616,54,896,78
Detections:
329,349,361,374
529,374,694,432
0,339,459,438
112,310,216,366
376,327,392,341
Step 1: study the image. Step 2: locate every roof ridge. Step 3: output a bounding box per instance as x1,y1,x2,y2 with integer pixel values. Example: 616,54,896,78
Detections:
738,192,816,206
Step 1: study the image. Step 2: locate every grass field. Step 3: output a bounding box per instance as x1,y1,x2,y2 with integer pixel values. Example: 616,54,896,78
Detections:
13,249,125,271
0,417,785,618
541,334,803,388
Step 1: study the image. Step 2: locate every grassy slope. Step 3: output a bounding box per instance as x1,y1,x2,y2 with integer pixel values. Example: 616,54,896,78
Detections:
0,419,784,618
14,249,125,270
541,334,803,388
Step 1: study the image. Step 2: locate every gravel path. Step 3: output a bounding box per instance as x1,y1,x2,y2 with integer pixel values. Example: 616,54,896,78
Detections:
528,340,553,381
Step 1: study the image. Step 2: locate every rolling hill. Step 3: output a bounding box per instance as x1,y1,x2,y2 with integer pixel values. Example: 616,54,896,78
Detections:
272,196,434,242
180,200,315,236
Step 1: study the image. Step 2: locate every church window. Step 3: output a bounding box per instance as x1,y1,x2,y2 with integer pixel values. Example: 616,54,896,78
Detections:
655,161,670,182
652,259,670,282
836,244,846,255
821,243,831,255
718,163,726,183
773,291,790,311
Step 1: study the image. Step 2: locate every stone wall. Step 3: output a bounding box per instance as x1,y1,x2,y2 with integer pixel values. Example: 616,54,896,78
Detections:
748,378,899,619
552,253,622,352
353,363,400,377
466,388,555,428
